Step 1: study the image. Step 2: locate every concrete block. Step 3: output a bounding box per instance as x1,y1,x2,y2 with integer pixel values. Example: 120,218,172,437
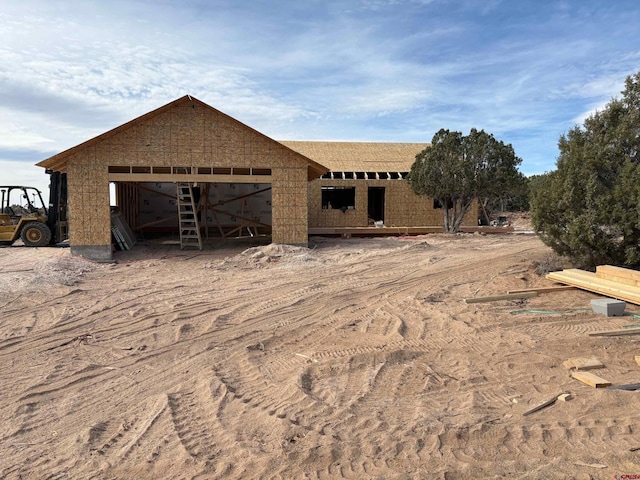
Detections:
71,245,114,263
590,298,626,317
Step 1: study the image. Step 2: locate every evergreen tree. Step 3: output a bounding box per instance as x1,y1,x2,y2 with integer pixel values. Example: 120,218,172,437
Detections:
408,128,522,232
532,71,640,268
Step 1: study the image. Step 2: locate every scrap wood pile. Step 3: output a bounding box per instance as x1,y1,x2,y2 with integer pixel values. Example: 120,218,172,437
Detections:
463,264,640,418
524,356,640,419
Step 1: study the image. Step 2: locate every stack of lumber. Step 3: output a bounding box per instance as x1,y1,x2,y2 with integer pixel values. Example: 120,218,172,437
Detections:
546,265,640,306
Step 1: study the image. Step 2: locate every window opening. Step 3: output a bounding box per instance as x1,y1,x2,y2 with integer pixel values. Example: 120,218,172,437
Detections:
322,187,355,211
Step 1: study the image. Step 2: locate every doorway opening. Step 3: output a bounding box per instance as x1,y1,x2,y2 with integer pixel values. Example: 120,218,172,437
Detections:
368,187,385,223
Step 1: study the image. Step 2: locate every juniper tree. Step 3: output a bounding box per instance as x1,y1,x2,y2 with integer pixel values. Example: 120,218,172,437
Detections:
408,128,523,232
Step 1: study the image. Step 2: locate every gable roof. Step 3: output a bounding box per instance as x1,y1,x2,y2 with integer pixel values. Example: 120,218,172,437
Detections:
36,96,328,178
279,141,428,173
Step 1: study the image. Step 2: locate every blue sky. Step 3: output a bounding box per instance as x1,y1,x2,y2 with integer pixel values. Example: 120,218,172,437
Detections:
1,0,640,197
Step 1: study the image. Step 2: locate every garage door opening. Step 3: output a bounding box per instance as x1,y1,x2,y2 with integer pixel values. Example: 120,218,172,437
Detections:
114,181,272,246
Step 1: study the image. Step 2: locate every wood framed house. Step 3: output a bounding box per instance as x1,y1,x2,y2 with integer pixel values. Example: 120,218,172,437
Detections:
37,96,478,261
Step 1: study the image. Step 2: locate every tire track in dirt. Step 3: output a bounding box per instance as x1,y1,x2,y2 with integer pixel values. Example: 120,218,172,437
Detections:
8,235,608,479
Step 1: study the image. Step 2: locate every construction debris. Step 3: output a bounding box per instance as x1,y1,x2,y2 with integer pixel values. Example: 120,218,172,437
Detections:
463,292,537,304
562,357,604,371
558,393,572,402
588,328,640,337
570,371,612,388
522,392,566,416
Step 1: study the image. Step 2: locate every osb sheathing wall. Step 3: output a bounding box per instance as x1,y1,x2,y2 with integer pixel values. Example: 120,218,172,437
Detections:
62,100,312,248
272,166,308,244
308,179,478,228
67,157,111,245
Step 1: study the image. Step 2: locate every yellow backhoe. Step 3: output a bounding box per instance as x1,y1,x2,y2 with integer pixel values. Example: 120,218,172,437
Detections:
0,186,52,247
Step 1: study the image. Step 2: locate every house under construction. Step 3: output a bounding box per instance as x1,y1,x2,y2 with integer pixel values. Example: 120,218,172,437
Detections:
37,96,478,261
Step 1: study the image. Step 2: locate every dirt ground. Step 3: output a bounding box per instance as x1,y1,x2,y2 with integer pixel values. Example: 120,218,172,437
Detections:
2,227,640,479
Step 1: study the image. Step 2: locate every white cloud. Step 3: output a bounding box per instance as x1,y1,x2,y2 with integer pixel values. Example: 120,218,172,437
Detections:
1,0,640,182
0,116,57,151
0,160,51,196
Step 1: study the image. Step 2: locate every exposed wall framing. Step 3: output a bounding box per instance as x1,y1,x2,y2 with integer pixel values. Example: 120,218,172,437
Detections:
115,183,140,231
130,182,273,238
320,171,407,180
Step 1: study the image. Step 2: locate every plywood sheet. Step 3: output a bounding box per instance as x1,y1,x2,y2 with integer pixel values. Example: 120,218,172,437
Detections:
463,292,537,304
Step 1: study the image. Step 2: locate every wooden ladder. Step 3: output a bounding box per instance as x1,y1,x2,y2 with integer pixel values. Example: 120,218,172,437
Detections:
176,182,202,250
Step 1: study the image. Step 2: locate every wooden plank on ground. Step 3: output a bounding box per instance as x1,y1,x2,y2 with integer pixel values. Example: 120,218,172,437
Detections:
463,292,537,304
596,265,640,287
588,328,640,337
508,286,577,294
562,357,604,370
522,392,565,416
571,371,612,388
307,225,514,237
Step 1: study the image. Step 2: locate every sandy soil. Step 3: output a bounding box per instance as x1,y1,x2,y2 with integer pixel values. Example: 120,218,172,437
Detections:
2,231,640,479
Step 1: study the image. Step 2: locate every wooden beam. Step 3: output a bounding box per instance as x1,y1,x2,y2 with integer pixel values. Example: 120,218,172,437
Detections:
596,265,640,287
571,371,612,388
508,286,577,294
123,182,177,200
134,216,174,231
522,392,565,416
546,269,640,306
208,187,272,208
588,328,640,337
109,173,272,183
308,226,514,237
463,292,537,304
209,207,271,228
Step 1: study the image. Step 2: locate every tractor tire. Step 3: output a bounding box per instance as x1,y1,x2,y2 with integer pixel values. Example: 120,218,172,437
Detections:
21,222,52,247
